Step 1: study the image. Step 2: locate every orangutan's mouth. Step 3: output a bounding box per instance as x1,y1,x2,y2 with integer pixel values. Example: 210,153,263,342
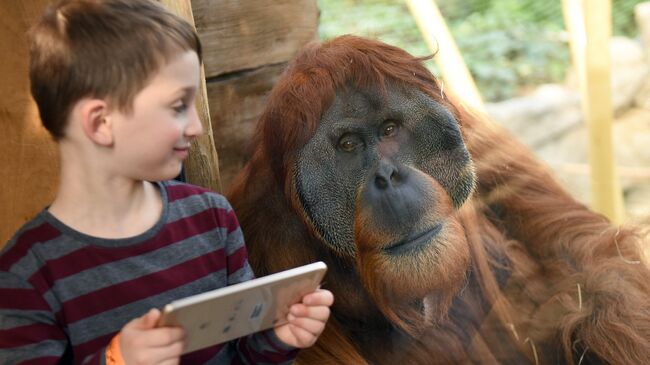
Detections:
384,224,443,255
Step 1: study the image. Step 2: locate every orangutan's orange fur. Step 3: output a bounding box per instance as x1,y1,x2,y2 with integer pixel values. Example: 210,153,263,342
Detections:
227,35,650,364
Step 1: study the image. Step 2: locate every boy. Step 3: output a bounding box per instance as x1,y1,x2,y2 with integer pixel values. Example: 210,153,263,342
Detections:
0,0,333,364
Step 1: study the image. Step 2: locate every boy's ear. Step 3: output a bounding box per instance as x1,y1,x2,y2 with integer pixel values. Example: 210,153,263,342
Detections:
79,99,113,146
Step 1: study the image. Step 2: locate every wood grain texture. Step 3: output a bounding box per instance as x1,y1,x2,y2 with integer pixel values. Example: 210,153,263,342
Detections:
206,63,286,189
191,0,318,78
0,0,59,248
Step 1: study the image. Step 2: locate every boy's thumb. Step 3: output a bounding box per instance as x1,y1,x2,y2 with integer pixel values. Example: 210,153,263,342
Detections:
138,308,161,329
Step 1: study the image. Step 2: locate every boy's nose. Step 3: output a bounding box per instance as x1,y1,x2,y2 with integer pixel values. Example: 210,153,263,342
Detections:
185,107,204,138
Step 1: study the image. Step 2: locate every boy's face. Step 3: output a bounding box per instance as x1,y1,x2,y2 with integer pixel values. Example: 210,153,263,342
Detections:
108,50,202,181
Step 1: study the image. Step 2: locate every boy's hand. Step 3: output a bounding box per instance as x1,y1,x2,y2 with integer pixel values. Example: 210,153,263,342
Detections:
119,308,186,365
274,289,334,348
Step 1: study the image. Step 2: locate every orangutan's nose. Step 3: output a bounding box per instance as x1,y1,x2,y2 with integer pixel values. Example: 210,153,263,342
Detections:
373,159,405,191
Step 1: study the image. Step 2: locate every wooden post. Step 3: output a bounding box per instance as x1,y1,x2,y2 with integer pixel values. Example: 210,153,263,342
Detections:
562,0,624,223
635,2,650,55
405,0,485,113
159,0,223,192
0,0,59,248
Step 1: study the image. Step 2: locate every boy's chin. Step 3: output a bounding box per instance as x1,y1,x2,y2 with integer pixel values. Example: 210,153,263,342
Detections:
138,165,184,183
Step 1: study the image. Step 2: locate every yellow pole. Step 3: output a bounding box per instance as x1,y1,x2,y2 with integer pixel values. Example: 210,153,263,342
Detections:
405,0,485,113
561,0,624,223
159,0,223,192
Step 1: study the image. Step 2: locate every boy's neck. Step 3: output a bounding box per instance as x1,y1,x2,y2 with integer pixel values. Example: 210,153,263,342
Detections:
49,156,164,239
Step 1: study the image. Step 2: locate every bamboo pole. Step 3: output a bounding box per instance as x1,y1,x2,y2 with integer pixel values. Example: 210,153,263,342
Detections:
635,2,650,56
561,0,624,223
159,0,223,192
405,0,485,114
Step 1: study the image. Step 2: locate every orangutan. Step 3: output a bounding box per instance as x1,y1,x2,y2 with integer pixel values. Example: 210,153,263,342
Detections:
227,35,650,364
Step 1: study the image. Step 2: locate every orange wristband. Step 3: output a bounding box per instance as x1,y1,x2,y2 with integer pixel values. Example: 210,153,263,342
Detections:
106,333,125,365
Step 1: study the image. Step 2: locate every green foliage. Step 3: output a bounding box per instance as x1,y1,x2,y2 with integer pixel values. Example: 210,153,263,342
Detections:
318,0,645,102
318,1,429,59
442,0,568,100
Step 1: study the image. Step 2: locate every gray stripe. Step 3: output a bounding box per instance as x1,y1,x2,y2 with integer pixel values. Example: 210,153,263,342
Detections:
49,227,226,303
224,227,246,256
228,262,255,285
43,290,61,314
167,190,230,220
0,271,32,289
0,309,55,330
0,339,67,364
68,271,227,345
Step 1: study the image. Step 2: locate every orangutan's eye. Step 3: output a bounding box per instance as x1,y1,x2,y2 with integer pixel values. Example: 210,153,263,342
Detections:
338,134,363,152
381,121,399,137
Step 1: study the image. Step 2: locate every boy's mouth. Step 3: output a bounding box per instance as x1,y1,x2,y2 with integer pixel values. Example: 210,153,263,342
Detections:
173,146,190,158
174,144,191,151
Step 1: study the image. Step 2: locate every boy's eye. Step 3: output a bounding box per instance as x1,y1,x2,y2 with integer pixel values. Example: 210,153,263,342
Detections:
173,101,188,114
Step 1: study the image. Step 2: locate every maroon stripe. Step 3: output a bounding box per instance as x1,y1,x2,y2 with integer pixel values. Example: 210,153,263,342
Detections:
19,357,60,365
181,344,223,364
74,332,113,364
28,208,228,293
258,348,299,363
166,183,210,203
0,288,50,311
0,223,60,271
63,249,226,323
0,323,66,348
227,245,248,277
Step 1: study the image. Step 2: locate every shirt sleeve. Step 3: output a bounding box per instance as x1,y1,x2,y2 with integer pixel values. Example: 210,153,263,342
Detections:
222,200,255,286
0,270,68,365
220,199,299,364
217,329,299,365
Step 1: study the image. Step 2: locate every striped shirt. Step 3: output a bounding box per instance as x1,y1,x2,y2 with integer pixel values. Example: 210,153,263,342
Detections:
0,181,298,365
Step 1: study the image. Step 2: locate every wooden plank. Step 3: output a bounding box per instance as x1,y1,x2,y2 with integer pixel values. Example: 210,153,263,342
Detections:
562,0,624,223
191,0,318,78
0,0,59,248
160,0,223,192
206,63,286,189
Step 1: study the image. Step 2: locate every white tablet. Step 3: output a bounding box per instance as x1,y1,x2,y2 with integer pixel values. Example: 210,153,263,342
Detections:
157,261,327,354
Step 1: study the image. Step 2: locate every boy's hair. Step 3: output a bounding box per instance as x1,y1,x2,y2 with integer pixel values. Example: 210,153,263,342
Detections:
29,0,203,140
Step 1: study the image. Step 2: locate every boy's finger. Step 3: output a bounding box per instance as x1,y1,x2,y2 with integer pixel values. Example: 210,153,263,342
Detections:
157,360,181,365
139,327,186,348
290,304,330,321
302,289,334,306
141,340,185,365
156,339,185,358
138,308,161,329
287,316,326,336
